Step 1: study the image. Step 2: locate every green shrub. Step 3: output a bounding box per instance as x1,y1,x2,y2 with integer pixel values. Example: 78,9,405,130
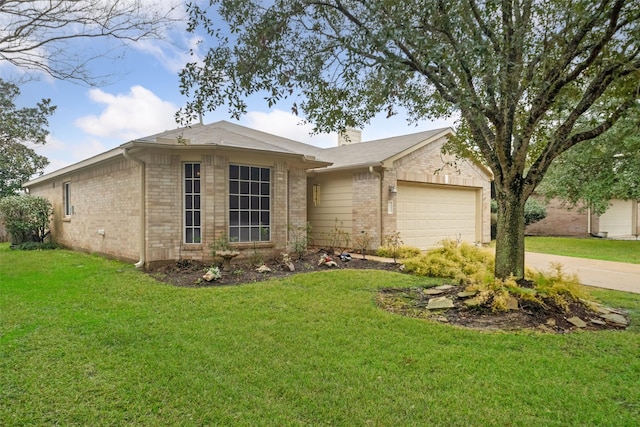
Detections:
376,245,421,259
13,241,60,251
402,240,592,313
0,194,53,245
490,198,547,227
402,240,494,283
524,198,547,226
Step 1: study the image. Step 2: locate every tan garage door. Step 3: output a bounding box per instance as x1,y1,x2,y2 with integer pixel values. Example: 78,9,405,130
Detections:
599,200,634,237
397,183,478,250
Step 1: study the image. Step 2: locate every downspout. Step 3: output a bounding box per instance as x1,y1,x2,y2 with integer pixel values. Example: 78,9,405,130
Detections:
123,148,146,268
369,166,383,247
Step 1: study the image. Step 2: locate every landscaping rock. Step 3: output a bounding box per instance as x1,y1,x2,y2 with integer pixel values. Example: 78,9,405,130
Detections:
506,296,519,311
599,313,628,326
423,288,444,295
435,285,454,290
464,297,482,307
567,316,587,328
426,297,454,310
256,265,271,273
457,291,477,298
589,318,607,326
203,267,221,282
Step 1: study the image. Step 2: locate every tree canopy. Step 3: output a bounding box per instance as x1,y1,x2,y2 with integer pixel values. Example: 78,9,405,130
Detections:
0,0,180,84
538,109,640,215
179,0,640,279
0,79,55,197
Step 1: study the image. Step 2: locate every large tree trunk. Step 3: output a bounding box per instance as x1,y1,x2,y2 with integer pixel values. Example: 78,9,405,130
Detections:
494,191,527,280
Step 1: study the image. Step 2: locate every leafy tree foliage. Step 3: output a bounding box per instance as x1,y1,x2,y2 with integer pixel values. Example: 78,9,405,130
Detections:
178,0,640,279
0,79,56,197
0,194,54,244
0,0,180,84
538,110,640,215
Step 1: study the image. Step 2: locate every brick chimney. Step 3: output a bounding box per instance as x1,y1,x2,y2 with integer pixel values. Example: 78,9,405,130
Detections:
338,128,362,146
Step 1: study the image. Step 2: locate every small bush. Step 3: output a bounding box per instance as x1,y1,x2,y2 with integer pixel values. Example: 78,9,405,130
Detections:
0,195,53,244
524,198,547,226
288,222,312,260
402,240,592,313
376,245,421,259
402,240,494,283
531,263,590,312
13,241,60,251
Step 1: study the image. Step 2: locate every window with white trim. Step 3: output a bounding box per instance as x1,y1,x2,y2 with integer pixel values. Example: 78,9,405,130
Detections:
63,182,71,216
184,163,201,243
229,165,271,242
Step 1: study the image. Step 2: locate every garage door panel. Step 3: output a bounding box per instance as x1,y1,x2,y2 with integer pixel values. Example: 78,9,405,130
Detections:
397,183,478,250
599,200,633,236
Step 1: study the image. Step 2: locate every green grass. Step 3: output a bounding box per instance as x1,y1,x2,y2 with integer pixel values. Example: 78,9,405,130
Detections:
1,244,639,426
525,236,640,264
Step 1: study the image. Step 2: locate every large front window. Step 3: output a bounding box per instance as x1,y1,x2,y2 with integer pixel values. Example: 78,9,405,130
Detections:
184,163,201,243
229,165,271,242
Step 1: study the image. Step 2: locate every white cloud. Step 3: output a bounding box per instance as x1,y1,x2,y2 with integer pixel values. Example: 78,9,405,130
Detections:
243,109,337,148
75,86,178,141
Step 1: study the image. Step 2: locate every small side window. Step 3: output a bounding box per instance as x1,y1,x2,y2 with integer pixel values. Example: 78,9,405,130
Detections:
64,182,71,216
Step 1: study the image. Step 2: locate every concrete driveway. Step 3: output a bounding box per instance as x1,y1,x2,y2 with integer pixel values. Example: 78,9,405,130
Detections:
525,252,640,294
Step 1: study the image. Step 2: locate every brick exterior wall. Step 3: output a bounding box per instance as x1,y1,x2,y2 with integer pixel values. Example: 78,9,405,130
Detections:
27,157,141,262
524,196,596,236
27,148,310,267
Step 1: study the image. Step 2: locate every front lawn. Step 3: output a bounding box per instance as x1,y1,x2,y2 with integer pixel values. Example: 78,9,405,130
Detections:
525,236,640,264
1,244,639,426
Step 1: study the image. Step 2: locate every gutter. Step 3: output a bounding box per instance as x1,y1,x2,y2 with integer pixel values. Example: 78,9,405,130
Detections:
123,148,146,269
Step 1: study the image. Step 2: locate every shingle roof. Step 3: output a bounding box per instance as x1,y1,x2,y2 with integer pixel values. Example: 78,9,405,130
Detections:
314,127,452,170
142,120,324,158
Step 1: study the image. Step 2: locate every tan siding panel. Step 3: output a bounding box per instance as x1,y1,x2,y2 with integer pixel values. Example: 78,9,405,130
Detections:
308,172,353,247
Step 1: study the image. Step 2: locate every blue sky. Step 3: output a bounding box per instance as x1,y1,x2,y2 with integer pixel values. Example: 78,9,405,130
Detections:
4,2,455,176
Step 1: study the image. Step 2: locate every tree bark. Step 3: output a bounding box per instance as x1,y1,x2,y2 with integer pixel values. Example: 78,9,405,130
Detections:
494,191,526,279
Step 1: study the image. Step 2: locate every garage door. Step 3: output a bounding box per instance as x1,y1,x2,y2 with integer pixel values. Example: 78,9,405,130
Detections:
599,200,634,237
397,183,478,250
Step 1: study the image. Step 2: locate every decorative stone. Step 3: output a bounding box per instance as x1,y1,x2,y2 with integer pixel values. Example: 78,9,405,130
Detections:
599,313,628,326
435,285,454,290
567,316,587,328
426,297,454,310
256,265,271,273
546,318,556,327
423,288,444,295
203,267,221,282
506,296,519,311
589,318,607,326
285,262,295,272
464,297,481,307
457,291,477,298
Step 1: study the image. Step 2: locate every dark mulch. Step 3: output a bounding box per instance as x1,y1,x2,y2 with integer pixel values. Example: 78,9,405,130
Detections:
147,252,629,333
147,251,403,287
376,286,629,333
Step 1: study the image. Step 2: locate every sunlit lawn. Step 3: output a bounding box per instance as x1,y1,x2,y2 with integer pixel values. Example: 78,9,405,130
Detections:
1,244,639,426
525,236,640,264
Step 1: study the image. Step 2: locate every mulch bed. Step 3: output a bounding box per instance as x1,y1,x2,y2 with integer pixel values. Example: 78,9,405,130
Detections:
146,252,629,333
